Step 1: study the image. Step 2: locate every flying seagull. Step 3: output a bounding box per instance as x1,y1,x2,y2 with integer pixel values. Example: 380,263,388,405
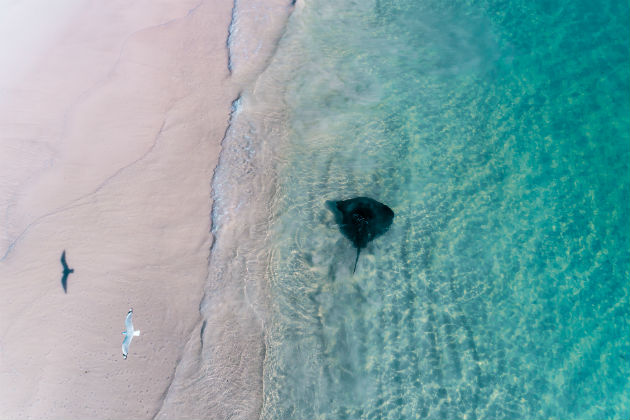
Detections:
327,197,394,273
122,309,140,359
60,250,74,293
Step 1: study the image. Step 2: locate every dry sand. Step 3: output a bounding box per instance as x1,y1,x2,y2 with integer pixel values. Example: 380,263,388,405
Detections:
0,0,240,418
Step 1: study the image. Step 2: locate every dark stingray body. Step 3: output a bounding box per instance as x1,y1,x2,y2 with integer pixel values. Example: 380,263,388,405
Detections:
326,197,394,273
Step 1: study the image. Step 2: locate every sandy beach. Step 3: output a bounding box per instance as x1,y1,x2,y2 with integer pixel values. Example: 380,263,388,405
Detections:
0,1,240,418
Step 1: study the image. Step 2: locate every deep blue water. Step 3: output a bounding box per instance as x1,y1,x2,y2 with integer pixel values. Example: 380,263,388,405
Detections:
228,0,630,418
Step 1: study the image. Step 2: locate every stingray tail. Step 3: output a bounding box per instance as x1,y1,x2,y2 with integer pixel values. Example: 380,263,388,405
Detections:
353,248,361,274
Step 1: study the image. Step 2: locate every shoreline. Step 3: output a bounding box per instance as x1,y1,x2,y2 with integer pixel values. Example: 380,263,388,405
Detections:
155,1,296,418
0,1,240,418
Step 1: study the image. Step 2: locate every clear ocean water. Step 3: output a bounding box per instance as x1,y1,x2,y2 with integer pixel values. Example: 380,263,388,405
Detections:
219,0,630,418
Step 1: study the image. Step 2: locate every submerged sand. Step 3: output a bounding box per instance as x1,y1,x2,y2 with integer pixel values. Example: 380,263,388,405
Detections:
0,1,237,418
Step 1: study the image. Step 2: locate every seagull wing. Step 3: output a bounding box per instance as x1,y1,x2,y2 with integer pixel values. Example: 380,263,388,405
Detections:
125,310,134,334
122,309,134,359
122,334,132,359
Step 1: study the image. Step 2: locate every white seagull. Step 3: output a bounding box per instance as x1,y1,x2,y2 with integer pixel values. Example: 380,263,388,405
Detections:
122,308,140,359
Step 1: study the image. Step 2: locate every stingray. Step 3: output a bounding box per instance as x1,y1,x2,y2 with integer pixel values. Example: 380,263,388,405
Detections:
60,250,74,293
326,196,394,273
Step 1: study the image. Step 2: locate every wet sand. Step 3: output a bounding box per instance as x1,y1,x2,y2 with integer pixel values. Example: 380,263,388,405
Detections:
0,1,236,418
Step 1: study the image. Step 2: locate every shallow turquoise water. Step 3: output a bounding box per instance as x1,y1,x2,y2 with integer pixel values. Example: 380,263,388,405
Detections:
251,0,629,418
